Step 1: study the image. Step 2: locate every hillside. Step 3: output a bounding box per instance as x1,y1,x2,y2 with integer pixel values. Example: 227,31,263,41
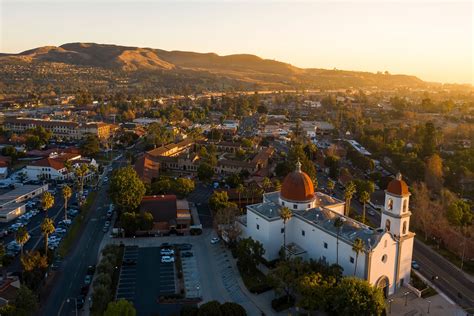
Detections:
0,42,426,96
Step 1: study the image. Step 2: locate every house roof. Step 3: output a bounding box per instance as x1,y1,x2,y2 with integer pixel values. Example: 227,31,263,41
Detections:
140,195,177,223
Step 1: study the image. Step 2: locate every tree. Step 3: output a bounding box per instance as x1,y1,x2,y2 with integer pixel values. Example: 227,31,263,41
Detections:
62,185,72,221
219,302,246,316
209,191,236,213
261,177,272,192
325,155,340,179
214,206,241,242
425,154,443,193
140,212,154,231
421,121,437,158
41,217,55,253
298,272,336,312
236,184,244,209
20,251,48,291
327,179,335,196
235,238,264,273
359,191,370,224
91,284,112,315
279,206,292,259
109,166,146,211
411,182,437,241
344,182,356,216
13,285,38,316
330,277,385,316
333,217,344,265
352,238,365,276
80,134,100,157
41,192,54,216
198,300,222,316
120,212,139,236
173,178,195,197
104,299,136,316
269,257,307,303
16,227,29,257
74,164,90,203
25,135,41,150
197,162,214,182
446,200,473,271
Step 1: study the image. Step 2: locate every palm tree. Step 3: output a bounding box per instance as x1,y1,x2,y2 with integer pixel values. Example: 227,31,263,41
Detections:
15,227,29,257
62,185,72,221
236,184,244,211
279,206,292,259
359,191,370,224
74,164,90,203
262,177,272,193
352,238,365,276
41,217,55,253
327,179,335,196
41,191,55,216
344,182,357,216
333,217,344,265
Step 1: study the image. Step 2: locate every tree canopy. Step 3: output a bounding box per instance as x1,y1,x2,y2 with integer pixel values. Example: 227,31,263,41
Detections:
109,166,146,211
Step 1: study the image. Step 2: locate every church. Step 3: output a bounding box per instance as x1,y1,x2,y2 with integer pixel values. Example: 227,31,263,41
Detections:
237,161,415,296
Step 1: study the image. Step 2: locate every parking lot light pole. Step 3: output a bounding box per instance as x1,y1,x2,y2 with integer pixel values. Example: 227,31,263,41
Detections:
427,300,431,314
67,297,78,316
404,291,410,306
388,298,394,314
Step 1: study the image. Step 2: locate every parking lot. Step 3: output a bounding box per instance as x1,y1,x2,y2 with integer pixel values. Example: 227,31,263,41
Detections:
115,246,181,316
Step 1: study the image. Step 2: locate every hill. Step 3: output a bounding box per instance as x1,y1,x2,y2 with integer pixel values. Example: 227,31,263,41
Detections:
0,42,426,96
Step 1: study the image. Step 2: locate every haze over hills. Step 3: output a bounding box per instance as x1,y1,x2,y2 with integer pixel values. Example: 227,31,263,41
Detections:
0,42,429,96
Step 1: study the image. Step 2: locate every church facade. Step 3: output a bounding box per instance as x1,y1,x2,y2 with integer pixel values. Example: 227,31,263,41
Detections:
237,162,415,296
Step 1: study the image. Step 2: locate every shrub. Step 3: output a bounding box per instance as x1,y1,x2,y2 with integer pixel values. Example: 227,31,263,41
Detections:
271,295,295,312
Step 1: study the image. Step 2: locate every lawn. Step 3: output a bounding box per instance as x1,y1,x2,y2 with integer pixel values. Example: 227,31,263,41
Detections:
57,192,98,257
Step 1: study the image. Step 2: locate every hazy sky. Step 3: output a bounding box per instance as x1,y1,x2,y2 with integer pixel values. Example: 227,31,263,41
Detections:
1,0,472,84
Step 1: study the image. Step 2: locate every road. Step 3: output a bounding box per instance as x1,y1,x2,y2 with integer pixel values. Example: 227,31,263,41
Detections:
40,158,125,316
317,173,474,309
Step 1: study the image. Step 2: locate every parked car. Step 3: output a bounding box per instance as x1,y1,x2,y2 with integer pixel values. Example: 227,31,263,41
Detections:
160,243,171,249
84,275,92,285
176,243,192,251
87,265,96,275
160,248,175,256
411,260,420,270
76,295,85,309
210,237,220,244
181,252,193,258
368,209,376,216
161,256,175,263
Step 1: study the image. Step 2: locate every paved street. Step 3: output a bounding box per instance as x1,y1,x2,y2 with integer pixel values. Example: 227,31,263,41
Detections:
39,159,125,316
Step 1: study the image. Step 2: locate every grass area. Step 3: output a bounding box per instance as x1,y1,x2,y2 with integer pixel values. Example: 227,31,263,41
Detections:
414,230,474,276
57,192,98,257
237,263,272,294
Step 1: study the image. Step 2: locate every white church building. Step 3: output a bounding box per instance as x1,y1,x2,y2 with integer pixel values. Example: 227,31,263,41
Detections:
237,161,415,296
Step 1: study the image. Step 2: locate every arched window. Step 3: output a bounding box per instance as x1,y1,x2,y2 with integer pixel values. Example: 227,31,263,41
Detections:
385,219,391,232
387,198,393,211
403,200,408,212
402,221,407,235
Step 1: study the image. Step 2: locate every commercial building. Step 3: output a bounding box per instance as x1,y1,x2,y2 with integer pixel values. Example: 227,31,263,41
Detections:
139,195,192,234
0,184,48,222
3,117,115,140
238,162,414,296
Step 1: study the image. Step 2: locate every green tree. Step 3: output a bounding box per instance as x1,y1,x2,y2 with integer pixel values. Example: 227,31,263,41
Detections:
13,285,38,316
109,166,146,211
197,162,214,182
25,135,41,150
80,134,100,157
279,206,292,259
344,182,356,216
269,257,307,303
330,277,385,316
235,238,265,273
359,191,371,224
40,217,55,253
104,299,136,316
446,200,473,271
209,191,236,212
352,238,365,276
325,155,340,179
421,121,437,158
120,212,139,235
198,300,222,316
41,191,54,216
74,164,90,202
91,284,112,315
173,178,195,197
62,185,72,221
140,212,154,231
236,184,244,209
150,178,172,194
298,272,336,312
16,227,29,257
219,302,246,316
327,179,335,196
333,217,344,265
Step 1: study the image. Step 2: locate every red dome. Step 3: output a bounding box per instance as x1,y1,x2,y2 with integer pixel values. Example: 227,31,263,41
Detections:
387,172,409,196
280,166,315,202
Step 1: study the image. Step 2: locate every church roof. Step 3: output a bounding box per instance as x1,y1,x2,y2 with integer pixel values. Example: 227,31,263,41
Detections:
387,172,409,196
280,161,315,202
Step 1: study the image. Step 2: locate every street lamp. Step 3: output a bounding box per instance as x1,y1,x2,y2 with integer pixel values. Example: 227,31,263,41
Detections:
388,298,394,314
66,297,78,316
404,291,410,306
427,300,431,314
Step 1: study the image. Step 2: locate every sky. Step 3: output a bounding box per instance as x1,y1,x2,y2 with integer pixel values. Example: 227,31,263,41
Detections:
1,0,472,84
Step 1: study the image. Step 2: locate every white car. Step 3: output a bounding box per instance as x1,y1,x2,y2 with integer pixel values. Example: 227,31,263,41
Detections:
161,256,175,263
210,237,220,244
160,249,175,256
